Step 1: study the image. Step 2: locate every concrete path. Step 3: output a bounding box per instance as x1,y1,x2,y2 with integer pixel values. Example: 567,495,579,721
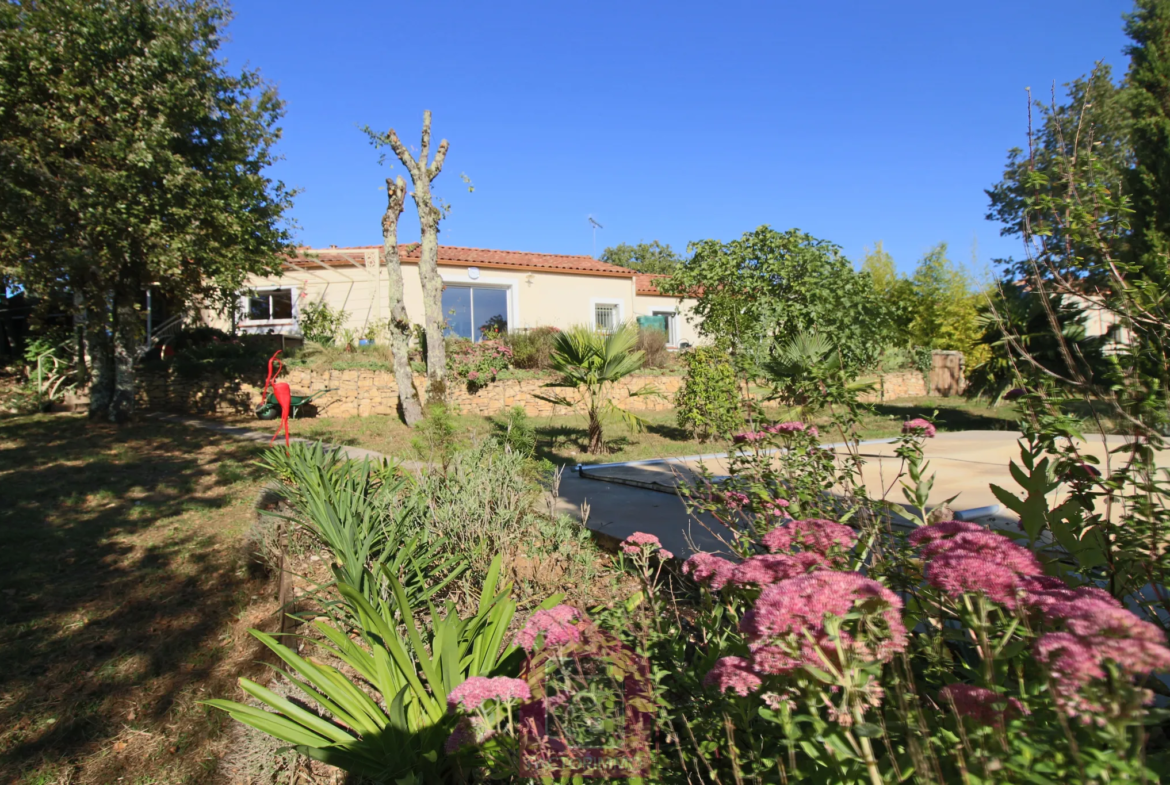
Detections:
558,430,1168,558
145,412,402,464
156,414,1162,560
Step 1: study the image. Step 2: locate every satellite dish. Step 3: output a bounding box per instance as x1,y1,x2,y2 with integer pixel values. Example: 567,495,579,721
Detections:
468,267,480,280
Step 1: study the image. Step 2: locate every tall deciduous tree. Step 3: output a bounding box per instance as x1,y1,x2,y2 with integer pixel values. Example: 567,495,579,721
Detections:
985,64,1131,276
1125,0,1170,290
859,241,916,345
908,243,984,361
365,112,450,403
380,176,425,425
600,241,683,274
0,0,294,422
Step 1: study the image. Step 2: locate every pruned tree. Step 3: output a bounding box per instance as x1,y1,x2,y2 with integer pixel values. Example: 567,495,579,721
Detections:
365,112,451,403
380,176,425,425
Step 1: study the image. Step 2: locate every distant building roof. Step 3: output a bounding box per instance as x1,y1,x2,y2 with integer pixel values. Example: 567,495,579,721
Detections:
286,244,636,279
634,273,671,295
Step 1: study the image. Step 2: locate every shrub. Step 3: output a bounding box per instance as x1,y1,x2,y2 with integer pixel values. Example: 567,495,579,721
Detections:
675,346,742,441
635,326,670,368
503,326,560,370
411,401,462,473
297,299,347,344
492,405,536,457
446,338,513,391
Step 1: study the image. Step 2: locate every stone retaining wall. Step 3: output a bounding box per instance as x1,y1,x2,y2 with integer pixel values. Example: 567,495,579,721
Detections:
136,368,683,418
136,360,961,419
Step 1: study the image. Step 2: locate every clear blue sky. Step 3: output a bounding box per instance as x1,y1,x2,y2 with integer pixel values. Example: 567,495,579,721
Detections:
221,0,1134,276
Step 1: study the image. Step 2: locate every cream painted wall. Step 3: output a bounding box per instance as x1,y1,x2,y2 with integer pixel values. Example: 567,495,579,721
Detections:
214,262,646,337
632,294,704,347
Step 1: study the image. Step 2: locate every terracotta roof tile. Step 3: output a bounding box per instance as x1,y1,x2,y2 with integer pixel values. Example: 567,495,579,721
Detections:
634,273,670,295
285,244,635,278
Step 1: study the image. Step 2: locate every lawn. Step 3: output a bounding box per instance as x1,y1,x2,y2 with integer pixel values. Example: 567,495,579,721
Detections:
0,414,279,784
277,395,1020,465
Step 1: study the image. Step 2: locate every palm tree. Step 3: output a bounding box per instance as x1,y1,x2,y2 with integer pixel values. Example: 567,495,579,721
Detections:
536,323,658,454
762,331,876,415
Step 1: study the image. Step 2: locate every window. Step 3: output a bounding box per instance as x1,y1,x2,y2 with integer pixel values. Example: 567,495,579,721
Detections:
442,285,508,341
652,310,679,346
246,289,294,322
594,303,618,333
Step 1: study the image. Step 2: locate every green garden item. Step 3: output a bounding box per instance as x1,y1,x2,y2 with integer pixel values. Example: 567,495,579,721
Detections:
255,388,334,420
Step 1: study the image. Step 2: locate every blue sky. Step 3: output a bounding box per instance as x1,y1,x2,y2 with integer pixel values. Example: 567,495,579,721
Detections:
221,0,1134,276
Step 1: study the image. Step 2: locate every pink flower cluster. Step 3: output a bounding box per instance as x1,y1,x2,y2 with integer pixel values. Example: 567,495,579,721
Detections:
910,522,1042,608
716,490,751,511
759,497,790,518
1034,595,1170,720
513,605,582,651
729,552,826,587
682,552,736,590
447,676,531,712
704,656,762,696
902,418,937,438
740,571,907,673
939,684,1025,728
445,714,491,752
620,531,673,560
763,519,858,558
732,422,820,445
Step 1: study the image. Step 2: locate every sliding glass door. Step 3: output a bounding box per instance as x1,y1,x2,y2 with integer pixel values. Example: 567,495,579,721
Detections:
441,285,509,341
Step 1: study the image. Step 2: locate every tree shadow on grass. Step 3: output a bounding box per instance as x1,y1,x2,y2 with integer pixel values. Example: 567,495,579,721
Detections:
0,415,274,782
870,402,1017,433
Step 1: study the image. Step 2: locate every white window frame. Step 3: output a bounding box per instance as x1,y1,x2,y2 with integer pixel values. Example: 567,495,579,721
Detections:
651,308,680,347
591,298,623,334
438,273,517,340
240,286,299,327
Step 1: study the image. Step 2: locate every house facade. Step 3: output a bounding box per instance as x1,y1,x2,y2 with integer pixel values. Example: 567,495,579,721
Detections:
225,244,703,347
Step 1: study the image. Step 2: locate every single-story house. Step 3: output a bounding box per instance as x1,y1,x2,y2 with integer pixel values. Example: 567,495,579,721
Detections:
221,244,703,347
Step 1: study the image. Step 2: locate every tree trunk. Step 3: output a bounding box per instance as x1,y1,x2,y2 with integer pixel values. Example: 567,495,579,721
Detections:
382,175,425,426
386,110,450,404
73,289,88,388
416,191,446,402
109,296,140,423
587,411,605,454
87,294,115,420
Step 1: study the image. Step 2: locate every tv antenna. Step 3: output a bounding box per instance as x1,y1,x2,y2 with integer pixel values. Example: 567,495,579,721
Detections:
588,215,603,257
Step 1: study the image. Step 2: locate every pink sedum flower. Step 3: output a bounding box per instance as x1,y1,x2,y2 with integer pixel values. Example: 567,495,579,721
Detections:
902,418,937,437
939,684,1026,728
741,571,907,668
732,431,766,444
1020,575,1120,614
914,526,1043,608
683,553,737,590
907,520,986,548
730,552,826,587
447,676,531,712
765,421,807,434
704,656,762,696
514,605,582,651
620,531,672,560
762,519,857,557
1035,597,1170,720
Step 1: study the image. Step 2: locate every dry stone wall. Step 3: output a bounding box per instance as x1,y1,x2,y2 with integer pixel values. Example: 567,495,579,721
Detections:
136,364,956,419
136,368,683,418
